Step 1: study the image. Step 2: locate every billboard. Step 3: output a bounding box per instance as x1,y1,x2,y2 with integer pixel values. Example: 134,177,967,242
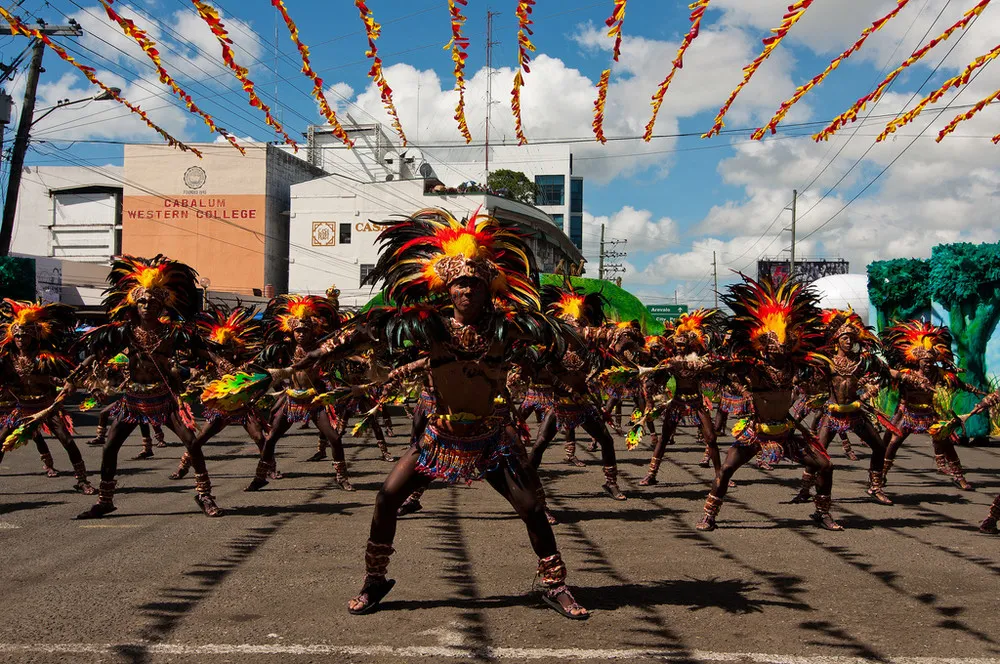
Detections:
757,259,849,284
647,304,688,322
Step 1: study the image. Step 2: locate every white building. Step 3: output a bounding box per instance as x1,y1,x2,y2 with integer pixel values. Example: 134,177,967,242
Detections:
305,123,585,249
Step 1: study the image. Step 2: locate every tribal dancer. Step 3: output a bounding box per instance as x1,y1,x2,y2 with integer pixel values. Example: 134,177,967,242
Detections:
790,310,893,506
169,304,266,492
0,299,96,494
248,294,352,492
881,321,985,491
73,255,213,519
697,274,842,532
638,310,722,486
322,208,587,618
964,392,1000,532
529,283,634,501
602,321,646,434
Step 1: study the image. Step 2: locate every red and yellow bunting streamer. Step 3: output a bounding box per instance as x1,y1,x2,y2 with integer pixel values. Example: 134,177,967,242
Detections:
512,0,535,145
645,0,711,142
703,0,814,139
815,0,992,142
271,0,352,148
99,0,242,154
753,0,911,140
593,69,610,144
0,7,199,156
937,86,1000,142
592,1,627,144
445,0,471,143
879,42,1000,142
356,1,407,146
191,0,298,151
606,1,627,62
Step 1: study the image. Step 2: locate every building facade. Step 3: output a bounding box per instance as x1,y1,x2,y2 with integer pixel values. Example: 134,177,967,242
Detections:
288,174,585,307
305,124,585,249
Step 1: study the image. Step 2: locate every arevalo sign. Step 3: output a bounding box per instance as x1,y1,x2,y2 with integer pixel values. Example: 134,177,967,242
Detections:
646,304,688,322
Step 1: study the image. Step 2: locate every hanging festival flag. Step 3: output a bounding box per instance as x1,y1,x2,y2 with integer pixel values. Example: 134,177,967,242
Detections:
356,1,408,146
878,42,1000,142
0,7,199,156
815,0,992,142
644,0,711,142
606,1,627,62
753,0,911,140
445,0,472,143
99,0,243,154
937,85,1000,142
191,0,298,151
512,0,535,145
593,69,610,144
592,1,627,144
703,0,814,139
271,0,353,148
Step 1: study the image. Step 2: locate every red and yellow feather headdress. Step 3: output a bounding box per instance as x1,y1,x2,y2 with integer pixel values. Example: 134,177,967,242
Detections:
0,299,75,350
267,294,338,335
196,303,262,352
364,207,539,309
723,273,822,356
104,254,199,321
820,307,877,345
672,308,719,351
541,282,607,326
883,320,952,365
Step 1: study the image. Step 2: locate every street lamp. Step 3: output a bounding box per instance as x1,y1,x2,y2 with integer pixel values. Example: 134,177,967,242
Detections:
31,87,120,127
0,86,119,255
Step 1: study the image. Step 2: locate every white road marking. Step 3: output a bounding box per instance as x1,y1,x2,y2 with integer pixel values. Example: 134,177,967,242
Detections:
0,522,21,529
0,643,997,662
77,524,143,529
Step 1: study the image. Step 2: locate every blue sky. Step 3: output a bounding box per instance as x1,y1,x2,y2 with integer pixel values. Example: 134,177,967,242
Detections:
6,0,1000,305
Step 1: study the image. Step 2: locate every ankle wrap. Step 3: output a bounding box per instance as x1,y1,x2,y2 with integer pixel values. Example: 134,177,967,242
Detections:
255,460,275,481
814,494,833,514
537,552,567,588
602,465,619,484
178,452,193,470
648,456,662,475
40,453,55,469
72,460,88,481
333,461,349,480
563,441,576,458
989,495,1000,520
703,494,723,518
98,480,116,505
364,540,395,580
194,472,213,496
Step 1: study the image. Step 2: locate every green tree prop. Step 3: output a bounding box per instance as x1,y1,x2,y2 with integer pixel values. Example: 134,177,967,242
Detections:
0,256,36,300
867,258,931,332
486,169,539,204
929,242,1000,438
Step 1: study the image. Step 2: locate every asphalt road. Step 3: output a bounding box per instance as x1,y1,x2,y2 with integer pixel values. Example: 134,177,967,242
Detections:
2,414,1000,664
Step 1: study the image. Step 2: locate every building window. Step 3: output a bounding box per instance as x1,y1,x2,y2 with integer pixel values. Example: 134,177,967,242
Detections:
570,214,583,249
549,213,564,230
339,223,352,245
534,175,565,206
360,263,375,284
570,178,583,214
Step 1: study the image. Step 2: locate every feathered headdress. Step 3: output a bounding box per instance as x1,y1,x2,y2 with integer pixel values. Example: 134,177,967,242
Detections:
820,307,878,346
0,299,75,350
723,273,822,356
196,303,262,353
882,320,952,366
363,207,539,309
104,254,199,321
541,282,607,326
266,294,338,335
672,308,721,351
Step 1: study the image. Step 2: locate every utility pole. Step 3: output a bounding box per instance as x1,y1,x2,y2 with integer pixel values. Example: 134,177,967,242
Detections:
0,20,84,256
789,189,797,278
712,250,719,309
598,223,605,280
484,9,500,178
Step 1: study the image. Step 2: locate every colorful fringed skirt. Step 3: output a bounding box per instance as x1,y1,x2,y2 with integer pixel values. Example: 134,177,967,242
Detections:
819,401,864,434
898,404,935,434
284,388,320,423
732,417,829,465
719,389,751,417
554,395,600,432
415,417,517,485
668,392,704,424
412,390,437,420
521,387,555,415
108,383,177,426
